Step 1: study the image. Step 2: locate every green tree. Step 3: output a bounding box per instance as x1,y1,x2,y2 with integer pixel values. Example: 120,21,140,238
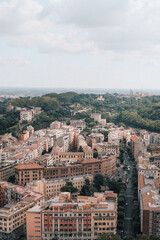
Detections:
99,233,121,240
136,235,150,240
80,179,94,196
78,146,83,152
93,174,104,192
8,175,15,183
93,151,98,158
150,235,160,240
60,182,78,194
123,237,133,240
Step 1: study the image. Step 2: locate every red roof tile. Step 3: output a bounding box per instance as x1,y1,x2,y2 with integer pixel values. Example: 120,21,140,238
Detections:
131,135,139,142
14,163,44,170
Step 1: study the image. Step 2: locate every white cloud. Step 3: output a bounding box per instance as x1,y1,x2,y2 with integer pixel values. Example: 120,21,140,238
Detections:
0,56,31,66
0,0,160,61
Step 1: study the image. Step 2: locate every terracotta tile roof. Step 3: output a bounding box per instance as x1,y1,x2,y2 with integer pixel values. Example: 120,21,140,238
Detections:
138,174,145,190
131,135,139,142
13,153,24,160
14,163,44,170
141,190,160,211
104,192,117,199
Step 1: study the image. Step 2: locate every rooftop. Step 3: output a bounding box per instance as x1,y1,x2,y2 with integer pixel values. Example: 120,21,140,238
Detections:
131,135,139,142
141,190,160,211
14,163,44,170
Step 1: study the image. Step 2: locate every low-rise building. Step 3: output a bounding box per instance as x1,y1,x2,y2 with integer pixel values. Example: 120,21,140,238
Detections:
70,120,86,131
20,110,32,122
88,133,104,145
50,121,61,129
77,135,88,150
91,113,102,122
26,175,93,198
97,96,105,101
147,144,160,156
0,181,44,240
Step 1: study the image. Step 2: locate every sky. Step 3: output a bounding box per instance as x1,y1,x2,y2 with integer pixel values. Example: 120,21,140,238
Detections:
0,0,160,89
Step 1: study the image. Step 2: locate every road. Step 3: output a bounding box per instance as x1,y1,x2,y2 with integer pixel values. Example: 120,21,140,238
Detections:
123,149,134,237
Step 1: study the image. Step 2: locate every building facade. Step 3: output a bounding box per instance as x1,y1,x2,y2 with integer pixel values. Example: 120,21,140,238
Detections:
26,191,117,240
14,164,44,186
0,181,44,240
44,155,116,179
26,175,93,198
130,135,140,160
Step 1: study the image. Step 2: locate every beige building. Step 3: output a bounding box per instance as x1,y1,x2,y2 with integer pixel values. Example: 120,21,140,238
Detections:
93,142,119,155
130,135,140,160
0,181,44,240
20,110,32,122
26,191,117,240
26,175,93,198
14,164,44,186
0,162,15,181
70,120,86,131
91,113,102,122
50,121,61,129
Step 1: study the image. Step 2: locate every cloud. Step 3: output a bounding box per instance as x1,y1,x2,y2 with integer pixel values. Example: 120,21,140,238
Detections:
40,0,129,28
0,0,160,61
0,56,31,66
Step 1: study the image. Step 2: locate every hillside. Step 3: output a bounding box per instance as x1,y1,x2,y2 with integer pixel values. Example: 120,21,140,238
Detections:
0,92,160,136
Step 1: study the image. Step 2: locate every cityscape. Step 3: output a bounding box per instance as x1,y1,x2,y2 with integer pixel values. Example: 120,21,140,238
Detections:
1,0,160,240
0,90,160,240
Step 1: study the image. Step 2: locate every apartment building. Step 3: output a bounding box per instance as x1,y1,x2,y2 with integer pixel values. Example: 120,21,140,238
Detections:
93,142,119,155
51,150,93,163
50,121,61,129
140,189,160,236
20,110,33,122
44,155,116,179
77,135,88,150
138,162,158,179
91,113,101,122
14,164,44,186
0,162,15,181
26,191,117,240
147,144,160,156
130,135,140,160
0,181,44,240
154,156,160,168
57,134,70,152
70,120,86,131
18,130,30,141
14,155,116,185
26,175,93,198
97,96,105,101
88,133,104,145
150,133,160,144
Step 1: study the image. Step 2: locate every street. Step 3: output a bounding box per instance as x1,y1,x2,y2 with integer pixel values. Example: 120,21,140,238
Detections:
123,149,134,237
